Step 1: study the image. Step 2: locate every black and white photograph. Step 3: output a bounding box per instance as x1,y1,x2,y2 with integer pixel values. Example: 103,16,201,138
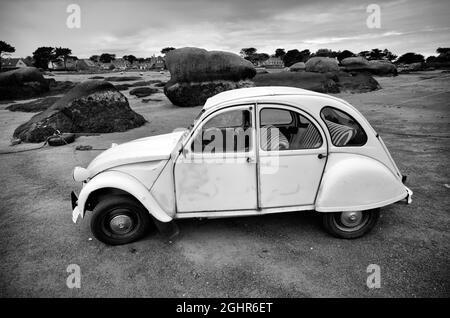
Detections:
0,0,449,302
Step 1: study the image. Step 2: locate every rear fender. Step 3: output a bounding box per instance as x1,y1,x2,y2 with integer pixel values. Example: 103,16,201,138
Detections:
77,170,172,222
316,153,409,212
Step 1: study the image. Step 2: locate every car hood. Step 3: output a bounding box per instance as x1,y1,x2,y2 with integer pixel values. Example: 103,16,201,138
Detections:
87,131,184,176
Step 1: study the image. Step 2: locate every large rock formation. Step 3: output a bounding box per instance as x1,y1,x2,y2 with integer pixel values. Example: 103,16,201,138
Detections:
253,71,380,94
129,87,158,97
305,57,340,73
367,60,397,76
253,72,340,93
165,80,255,106
340,56,370,70
289,62,306,72
336,72,381,92
0,67,49,100
341,57,397,76
398,62,424,73
164,47,256,106
13,81,146,142
104,76,142,82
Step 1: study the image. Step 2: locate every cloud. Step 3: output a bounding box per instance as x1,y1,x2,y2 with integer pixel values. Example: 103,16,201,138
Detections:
0,0,448,58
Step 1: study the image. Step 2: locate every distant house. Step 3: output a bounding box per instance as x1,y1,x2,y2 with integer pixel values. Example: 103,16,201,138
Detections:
49,56,78,71
153,56,165,69
130,56,165,70
260,56,284,68
2,58,28,70
112,59,130,70
133,60,152,70
76,59,99,71
100,62,113,70
145,55,165,70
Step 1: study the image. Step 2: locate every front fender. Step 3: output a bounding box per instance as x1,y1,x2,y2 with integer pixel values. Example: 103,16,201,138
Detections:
76,170,172,222
316,153,409,212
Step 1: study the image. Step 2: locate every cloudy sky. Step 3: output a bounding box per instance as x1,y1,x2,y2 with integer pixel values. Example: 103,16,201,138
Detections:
0,0,449,58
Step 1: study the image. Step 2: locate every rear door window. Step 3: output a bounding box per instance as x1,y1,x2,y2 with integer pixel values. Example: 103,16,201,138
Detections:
260,107,322,151
321,107,367,146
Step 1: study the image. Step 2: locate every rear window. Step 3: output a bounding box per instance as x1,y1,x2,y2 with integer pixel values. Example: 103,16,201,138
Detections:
320,107,367,146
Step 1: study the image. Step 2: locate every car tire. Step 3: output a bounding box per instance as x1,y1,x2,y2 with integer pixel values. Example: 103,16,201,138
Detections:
90,195,152,245
322,209,380,239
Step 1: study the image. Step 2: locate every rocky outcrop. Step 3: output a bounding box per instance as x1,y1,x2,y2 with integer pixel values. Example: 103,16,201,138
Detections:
165,47,256,83
341,57,397,76
340,56,370,70
129,87,158,97
0,67,49,100
13,81,146,142
289,62,306,72
367,60,398,76
253,71,380,94
305,57,339,73
253,72,340,93
164,47,256,106
103,76,142,82
165,80,255,106
114,84,131,91
398,62,423,73
336,72,381,92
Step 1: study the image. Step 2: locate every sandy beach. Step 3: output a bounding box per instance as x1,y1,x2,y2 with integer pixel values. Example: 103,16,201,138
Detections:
0,70,449,297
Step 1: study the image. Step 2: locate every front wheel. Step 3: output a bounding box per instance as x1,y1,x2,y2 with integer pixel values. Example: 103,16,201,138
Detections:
322,209,380,239
90,195,152,245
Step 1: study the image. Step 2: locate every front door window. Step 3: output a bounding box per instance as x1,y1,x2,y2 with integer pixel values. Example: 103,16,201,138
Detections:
191,109,252,154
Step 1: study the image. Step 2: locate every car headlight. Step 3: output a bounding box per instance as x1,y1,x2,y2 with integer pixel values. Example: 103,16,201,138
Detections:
73,167,90,182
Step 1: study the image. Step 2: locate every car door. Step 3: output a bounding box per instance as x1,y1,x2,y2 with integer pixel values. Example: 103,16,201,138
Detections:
257,104,327,208
174,105,258,212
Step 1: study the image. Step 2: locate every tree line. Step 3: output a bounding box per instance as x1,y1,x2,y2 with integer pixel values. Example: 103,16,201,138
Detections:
1,40,449,71
240,47,449,67
0,42,178,71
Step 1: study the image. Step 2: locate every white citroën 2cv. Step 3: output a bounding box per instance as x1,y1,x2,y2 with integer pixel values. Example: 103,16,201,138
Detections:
71,87,412,245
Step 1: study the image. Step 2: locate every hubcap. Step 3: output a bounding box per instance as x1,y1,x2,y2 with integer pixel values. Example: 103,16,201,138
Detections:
340,211,363,228
109,215,133,235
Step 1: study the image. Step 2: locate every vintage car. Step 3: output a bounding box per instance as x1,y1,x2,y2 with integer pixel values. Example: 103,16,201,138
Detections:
71,86,412,245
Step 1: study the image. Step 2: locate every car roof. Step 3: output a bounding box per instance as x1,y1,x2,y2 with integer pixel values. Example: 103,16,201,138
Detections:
203,86,338,111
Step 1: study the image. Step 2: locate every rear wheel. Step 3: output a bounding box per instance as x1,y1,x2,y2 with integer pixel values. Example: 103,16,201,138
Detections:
322,209,380,239
90,195,152,245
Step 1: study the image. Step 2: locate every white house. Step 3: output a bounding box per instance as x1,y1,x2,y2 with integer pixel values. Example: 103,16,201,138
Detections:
260,56,284,68
2,58,28,69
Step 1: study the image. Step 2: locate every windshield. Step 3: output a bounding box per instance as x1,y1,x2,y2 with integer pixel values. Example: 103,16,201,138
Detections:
180,108,205,144
188,109,205,132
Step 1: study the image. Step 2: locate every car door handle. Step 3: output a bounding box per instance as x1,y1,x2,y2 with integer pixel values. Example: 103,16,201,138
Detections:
246,157,254,163
318,154,327,159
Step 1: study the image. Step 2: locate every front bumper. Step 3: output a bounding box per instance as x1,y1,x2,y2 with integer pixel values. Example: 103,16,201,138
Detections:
71,191,81,223
405,186,413,204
